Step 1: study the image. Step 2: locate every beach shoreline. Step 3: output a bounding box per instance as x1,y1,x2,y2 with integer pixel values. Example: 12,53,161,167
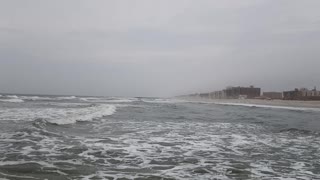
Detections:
179,97,320,109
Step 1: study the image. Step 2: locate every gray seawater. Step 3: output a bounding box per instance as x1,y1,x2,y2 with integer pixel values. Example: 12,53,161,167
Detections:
0,95,319,180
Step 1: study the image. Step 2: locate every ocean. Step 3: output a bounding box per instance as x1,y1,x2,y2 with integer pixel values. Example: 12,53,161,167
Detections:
0,94,319,179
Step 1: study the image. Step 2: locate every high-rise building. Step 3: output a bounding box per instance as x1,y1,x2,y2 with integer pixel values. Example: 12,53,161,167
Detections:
225,86,261,99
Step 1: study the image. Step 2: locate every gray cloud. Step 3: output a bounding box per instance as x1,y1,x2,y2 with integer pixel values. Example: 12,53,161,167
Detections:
1,0,320,97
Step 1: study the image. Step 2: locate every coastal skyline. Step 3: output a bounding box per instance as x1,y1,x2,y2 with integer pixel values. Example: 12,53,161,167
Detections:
182,85,320,101
1,0,320,97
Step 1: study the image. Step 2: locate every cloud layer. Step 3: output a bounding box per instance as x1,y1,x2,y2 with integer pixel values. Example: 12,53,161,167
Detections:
1,0,320,97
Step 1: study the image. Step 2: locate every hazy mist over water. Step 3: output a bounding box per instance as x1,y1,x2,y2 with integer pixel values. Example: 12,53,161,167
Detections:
1,0,320,97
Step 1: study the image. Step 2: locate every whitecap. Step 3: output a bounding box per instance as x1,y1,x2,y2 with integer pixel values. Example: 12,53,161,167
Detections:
51,104,117,124
0,95,24,103
0,98,24,103
56,96,77,100
104,99,136,103
79,98,89,101
0,104,116,124
81,97,138,103
6,95,19,99
20,96,52,101
141,98,185,104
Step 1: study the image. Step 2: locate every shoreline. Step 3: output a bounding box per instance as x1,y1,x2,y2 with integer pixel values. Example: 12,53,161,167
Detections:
179,97,320,109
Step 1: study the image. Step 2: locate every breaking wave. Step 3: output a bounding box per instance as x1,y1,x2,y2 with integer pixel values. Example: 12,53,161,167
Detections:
0,95,139,104
6,95,19,99
0,104,116,125
0,95,24,103
0,99,24,103
20,96,53,101
56,96,77,100
141,98,186,104
80,97,138,103
0,97,320,179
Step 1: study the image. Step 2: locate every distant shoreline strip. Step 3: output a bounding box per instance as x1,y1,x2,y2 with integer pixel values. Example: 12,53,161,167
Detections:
214,102,320,112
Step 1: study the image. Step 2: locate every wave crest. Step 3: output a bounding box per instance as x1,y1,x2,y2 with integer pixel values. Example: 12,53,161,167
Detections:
0,95,24,103
56,96,77,100
0,99,24,103
0,104,116,125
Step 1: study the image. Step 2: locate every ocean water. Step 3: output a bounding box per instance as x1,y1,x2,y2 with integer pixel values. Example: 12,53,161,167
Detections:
0,95,319,180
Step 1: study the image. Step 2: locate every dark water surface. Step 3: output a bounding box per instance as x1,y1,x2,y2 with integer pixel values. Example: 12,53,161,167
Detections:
0,95,319,179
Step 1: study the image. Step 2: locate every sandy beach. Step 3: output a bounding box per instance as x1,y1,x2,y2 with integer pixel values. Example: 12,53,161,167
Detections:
180,97,320,109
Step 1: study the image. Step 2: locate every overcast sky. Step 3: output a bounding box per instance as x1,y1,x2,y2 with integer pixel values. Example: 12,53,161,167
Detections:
1,0,320,97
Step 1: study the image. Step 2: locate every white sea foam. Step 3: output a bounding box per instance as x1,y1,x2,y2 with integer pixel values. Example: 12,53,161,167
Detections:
104,99,137,103
142,98,173,103
0,98,24,103
20,96,53,101
6,95,19,99
80,97,137,103
0,160,56,168
56,96,77,100
0,104,116,124
0,95,24,103
0,171,41,179
142,98,186,104
83,119,320,179
1,99,318,179
214,102,320,112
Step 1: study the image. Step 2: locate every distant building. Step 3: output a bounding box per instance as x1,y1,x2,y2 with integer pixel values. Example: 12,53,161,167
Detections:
199,93,210,98
263,92,283,100
283,89,302,100
283,87,320,100
210,90,226,99
225,86,261,99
